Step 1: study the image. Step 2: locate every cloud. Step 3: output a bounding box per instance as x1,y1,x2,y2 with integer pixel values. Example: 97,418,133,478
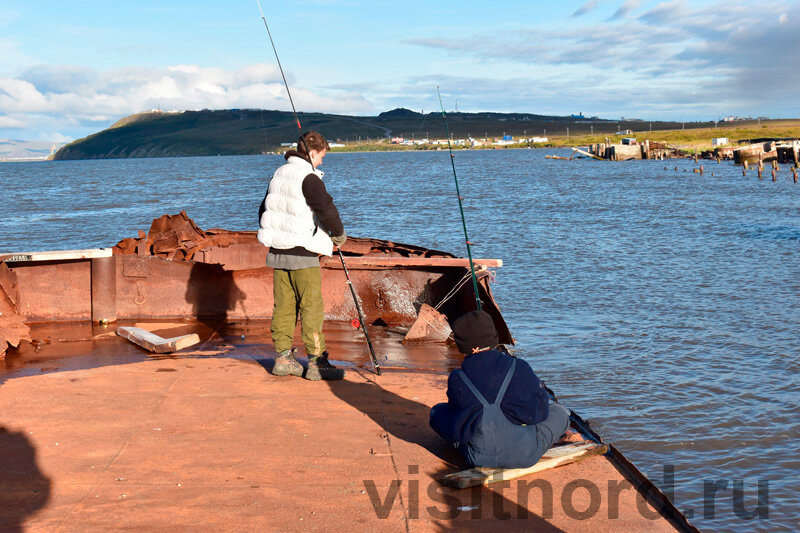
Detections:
0,115,24,128
0,63,374,141
608,0,642,20
401,0,800,119
572,0,601,17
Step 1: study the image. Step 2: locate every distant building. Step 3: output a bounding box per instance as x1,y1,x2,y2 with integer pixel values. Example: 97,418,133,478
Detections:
391,137,404,144
621,138,637,145
712,138,729,147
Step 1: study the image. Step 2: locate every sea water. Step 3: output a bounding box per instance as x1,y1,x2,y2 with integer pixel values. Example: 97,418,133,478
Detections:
2,150,798,531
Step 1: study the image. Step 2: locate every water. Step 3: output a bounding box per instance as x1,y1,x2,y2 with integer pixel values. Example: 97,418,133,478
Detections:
2,150,798,531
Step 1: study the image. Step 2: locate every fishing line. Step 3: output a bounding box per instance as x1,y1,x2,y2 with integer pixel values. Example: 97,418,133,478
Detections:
254,0,381,375
436,87,482,311
256,0,302,133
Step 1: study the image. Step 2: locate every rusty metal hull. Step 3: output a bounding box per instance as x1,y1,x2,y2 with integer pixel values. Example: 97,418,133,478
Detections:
4,213,512,344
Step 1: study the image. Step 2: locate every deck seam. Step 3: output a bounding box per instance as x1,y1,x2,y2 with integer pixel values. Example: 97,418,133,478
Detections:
369,372,411,533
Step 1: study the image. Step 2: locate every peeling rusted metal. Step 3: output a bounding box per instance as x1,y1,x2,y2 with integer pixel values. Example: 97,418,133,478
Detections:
8,212,511,343
402,303,452,343
0,263,30,360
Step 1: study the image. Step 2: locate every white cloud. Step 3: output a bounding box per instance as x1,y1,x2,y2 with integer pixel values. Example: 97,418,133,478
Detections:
608,0,642,20
0,63,374,140
0,115,24,128
572,0,601,17
402,0,800,119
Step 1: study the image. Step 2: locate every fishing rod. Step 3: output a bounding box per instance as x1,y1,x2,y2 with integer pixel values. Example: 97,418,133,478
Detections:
436,87,482,311
255,0,381,375
338,252,380,375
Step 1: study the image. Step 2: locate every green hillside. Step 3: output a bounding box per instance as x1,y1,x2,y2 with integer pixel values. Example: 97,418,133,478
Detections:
53,108,713,160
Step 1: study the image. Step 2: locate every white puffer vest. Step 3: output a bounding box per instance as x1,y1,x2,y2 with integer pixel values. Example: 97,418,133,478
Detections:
257,156,334,257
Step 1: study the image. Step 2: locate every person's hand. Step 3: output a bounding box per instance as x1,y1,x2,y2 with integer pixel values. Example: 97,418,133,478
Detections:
331,233,347,247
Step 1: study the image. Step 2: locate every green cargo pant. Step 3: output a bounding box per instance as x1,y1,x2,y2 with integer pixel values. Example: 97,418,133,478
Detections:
271,267,326,356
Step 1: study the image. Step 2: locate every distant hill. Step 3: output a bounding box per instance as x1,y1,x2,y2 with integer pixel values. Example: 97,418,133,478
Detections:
0,139,62,161
52,108,694,160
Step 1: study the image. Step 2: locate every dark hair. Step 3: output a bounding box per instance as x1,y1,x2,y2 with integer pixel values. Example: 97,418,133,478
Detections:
297,130,329,156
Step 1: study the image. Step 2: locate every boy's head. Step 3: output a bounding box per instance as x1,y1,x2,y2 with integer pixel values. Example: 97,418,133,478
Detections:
297,130,329,156
452,310,499,354
296,130,329,168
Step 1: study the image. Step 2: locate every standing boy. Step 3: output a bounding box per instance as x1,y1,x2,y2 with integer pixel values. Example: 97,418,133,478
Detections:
258,131,346,380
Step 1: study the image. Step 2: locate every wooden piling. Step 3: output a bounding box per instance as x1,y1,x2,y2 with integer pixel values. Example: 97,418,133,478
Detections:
743,160,749,170
758,167,762,179
794,167,798,183
772,169,776,182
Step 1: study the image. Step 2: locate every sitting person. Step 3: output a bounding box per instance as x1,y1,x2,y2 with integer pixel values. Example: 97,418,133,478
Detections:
429,310,571,469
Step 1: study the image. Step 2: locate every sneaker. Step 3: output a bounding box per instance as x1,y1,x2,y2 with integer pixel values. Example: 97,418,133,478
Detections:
304,351,345,381
273,349,303,377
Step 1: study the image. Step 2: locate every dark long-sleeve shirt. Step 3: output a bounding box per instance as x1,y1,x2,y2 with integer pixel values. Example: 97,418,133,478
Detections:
429,349,550,445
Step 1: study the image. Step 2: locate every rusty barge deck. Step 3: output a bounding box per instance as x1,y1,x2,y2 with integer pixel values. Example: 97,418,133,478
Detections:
0,213,696,531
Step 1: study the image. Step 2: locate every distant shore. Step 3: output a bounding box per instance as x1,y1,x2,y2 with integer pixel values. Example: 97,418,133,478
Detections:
329,119,800,155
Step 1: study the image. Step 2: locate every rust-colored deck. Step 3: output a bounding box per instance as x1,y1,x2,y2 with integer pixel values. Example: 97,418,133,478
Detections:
1,321,681,532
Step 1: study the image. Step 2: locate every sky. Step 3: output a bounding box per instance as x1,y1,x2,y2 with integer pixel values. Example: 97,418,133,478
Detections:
0,0,797,142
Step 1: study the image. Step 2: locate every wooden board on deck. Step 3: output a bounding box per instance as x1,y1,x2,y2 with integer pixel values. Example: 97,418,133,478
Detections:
0,248,112,263
117,326,200,354
441,441,608,489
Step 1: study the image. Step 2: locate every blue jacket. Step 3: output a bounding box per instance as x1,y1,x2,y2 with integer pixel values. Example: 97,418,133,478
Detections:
429,349,550,445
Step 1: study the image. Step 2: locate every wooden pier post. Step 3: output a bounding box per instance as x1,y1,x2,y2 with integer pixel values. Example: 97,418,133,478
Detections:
743,160,749,170
793,167,797,183
772,169,776,182
758,167,763,179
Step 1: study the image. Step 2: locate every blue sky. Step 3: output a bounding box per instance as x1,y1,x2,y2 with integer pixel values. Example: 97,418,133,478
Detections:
0,0,797,142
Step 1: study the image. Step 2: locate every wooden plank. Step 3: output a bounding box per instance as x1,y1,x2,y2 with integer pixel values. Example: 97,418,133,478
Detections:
117,326,200,354
441,442,608,489
0,248,113,263
572,147,606,161
321,257,502,269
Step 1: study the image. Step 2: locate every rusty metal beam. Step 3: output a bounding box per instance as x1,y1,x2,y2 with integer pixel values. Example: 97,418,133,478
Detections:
91,256,117,324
